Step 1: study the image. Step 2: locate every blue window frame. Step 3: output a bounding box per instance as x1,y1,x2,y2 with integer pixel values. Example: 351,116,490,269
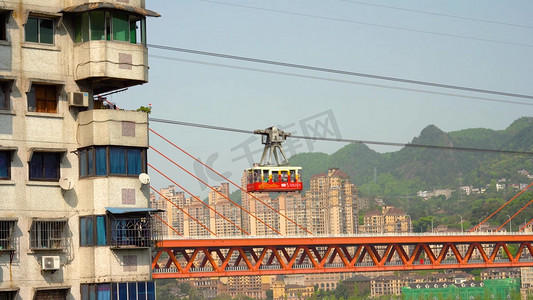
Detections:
79,146,146,178
0,151,10,179
29,152,60,181
80,215,107,247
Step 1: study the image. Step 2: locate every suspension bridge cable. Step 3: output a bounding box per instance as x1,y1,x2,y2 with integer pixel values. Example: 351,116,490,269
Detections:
149,163,248,235
519,219,533,232
149,118,533,156
496,198,533,232
149,55,533,107
470,182,533,232
150,145,283,236
193,1,533,48
153,213,183,237
148,44,533,101
149,128,313,235
151,186,216,237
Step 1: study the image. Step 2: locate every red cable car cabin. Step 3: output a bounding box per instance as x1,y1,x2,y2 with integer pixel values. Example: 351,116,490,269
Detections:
246,166,302,193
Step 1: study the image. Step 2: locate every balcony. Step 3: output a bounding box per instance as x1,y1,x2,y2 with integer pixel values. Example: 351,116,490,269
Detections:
74,41,148,93
77,109,148,148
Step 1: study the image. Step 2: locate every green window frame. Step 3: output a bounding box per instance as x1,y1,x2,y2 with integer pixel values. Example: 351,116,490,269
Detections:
25,16,54,44
74,11,146,45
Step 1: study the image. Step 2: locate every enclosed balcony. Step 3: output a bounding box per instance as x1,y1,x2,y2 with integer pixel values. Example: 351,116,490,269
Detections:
63,3,160,93
77,109,148,148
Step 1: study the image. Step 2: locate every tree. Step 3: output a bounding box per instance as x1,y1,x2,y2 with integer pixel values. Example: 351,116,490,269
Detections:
266,290,273,300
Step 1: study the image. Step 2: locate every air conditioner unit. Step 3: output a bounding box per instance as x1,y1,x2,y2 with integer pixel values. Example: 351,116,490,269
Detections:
42,256,60,271
69,91,89,107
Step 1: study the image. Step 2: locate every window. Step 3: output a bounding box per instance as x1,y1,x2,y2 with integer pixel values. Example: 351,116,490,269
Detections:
25,16,54,44
29,152,60,181
80,215,106,246
0,151,10,180
0,81,10,110
29,220,67,250
0,12,6,41
81,282,155,300
0,290,18,300
79,146,146,178
75,11,146,45
34,288,69,300
0,220,16,251
27,84,58,113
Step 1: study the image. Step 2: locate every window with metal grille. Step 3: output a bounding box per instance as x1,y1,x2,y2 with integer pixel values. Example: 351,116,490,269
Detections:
29,220,67,250
0,220,16,251
0,290,18,300
108,214,152,248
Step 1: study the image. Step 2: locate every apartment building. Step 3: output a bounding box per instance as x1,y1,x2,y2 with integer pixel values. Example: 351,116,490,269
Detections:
0,1,159,299
304,168,358,235
362,206,409,233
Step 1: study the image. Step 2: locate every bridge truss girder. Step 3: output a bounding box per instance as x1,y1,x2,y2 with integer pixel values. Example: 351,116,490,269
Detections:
151,235,533,278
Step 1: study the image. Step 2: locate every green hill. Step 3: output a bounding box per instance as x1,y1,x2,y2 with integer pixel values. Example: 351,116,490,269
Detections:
289,117,533,198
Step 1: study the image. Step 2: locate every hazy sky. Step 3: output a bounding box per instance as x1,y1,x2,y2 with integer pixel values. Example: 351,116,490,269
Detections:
113,1,533,197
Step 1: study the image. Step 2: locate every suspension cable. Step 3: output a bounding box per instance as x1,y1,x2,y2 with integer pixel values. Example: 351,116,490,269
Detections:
150,146,282,236
153,213,183,237
496,198,533,232
470,182,533,232
149,128,313,235
519,219,533,232
151,186,217,237
149,163,249,235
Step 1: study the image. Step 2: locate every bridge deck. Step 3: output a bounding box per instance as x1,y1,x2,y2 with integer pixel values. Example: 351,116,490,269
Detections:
152,233,533,278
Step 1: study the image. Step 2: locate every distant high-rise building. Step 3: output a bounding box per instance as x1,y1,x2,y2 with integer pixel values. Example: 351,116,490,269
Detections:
305,168,359,234
363,206,409,233
209,183,242,236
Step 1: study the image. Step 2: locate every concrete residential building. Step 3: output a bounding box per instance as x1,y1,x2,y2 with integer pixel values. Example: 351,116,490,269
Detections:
0,1,159,299
363,206,409,233
305,168,358,235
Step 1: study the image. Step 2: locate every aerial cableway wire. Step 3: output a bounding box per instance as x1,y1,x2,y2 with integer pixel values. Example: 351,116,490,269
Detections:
192,1,533,48
149,117,533,156
147,44,533,101
148,55,533,107
149,128,313,235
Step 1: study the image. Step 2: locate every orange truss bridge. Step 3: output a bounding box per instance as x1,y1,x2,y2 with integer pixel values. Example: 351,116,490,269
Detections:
151,233,533,278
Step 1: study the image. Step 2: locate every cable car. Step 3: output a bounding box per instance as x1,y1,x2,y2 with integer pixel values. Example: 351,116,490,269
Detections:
246,166,302,192
245,126,303,193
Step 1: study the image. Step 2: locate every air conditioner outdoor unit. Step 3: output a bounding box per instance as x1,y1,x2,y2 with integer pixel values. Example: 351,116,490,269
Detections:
42,256,60,271
69,91,89,107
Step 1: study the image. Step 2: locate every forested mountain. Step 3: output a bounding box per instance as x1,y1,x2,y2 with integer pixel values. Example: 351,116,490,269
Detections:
290,117,533,198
